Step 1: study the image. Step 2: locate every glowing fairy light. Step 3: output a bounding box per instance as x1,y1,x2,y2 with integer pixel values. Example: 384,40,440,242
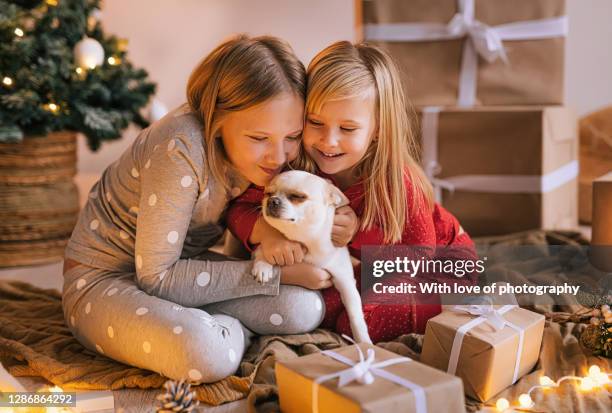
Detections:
539,375,555,386
2,77,13,86
495,368,612,411
43,102,60,114
107,56,121,65
518,393,533,408
14,27,24,37
495,397,509,411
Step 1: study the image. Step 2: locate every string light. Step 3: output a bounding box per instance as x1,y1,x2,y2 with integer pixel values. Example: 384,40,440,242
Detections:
495,397,509,411
539,375,555,386
518,393,533,408
495,366,612,411
75,67,84,75
107,56,121,66
43,102,60,114
14,27,24,37
2,77,13,86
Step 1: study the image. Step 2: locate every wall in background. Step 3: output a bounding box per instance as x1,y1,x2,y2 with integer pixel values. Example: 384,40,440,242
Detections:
79,0,612,175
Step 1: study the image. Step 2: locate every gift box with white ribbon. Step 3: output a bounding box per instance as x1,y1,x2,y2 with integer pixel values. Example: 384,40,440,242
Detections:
361,0,567,107
417,105,578,236
276,342,465,413
420,304,545,401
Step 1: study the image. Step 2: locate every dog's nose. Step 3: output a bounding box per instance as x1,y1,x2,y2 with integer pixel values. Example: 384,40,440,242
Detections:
269,197,281,208
266,196,282,218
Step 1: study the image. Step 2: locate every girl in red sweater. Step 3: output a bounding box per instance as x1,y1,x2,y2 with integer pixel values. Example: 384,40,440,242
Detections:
227,41,476,343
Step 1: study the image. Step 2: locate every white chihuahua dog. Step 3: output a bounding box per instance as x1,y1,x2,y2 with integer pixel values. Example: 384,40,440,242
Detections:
251,170,372,344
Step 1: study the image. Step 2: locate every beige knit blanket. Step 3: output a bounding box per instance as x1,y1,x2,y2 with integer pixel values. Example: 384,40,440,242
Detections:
1,231,610,412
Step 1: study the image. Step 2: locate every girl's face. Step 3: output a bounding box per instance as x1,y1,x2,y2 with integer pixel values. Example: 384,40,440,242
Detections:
303,93,377,187
221,92,304,187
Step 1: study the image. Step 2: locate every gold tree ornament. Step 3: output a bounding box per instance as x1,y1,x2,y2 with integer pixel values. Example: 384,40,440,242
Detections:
46,0,59,6
116,38,129,52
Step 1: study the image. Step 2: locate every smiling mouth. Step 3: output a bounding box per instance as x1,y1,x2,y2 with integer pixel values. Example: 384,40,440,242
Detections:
317,149,345,158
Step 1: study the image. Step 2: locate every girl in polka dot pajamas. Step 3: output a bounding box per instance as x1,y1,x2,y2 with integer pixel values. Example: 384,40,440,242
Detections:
62,36,348,384
226,41,479,344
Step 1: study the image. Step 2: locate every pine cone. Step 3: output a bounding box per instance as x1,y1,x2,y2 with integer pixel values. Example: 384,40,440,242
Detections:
156,379,200,413
581,324,601,351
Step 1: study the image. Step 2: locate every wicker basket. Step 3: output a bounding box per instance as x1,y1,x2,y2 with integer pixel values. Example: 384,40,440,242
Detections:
0,131,79,267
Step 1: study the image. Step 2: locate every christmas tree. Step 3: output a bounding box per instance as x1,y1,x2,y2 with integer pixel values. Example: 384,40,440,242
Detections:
0,0,156,151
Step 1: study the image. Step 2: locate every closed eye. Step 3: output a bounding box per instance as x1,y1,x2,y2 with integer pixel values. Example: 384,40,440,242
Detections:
288,193,307,203
307,118,323,127
247,135,267,142
340,126,358,132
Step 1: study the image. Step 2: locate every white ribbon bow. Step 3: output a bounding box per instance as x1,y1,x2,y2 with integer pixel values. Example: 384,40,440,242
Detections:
452,303,509,331
446,12,507,63
447,304,525,384
312,335,427,413
364,0,568,106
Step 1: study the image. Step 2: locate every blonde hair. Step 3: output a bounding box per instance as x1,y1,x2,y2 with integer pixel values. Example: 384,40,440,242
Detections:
299,41,434,243
187,35,306,189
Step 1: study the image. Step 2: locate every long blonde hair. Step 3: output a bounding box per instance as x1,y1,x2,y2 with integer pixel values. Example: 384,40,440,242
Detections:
187,35,306,189
299,41,433,243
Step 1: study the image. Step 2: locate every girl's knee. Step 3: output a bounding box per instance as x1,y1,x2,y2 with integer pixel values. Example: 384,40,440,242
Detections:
270,287,325,334
170,316,245,383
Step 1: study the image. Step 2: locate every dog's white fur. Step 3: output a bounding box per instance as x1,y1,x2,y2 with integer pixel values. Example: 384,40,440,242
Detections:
251,170,372,344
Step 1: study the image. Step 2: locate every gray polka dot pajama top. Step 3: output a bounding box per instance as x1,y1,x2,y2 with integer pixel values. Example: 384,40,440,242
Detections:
62,104,324,383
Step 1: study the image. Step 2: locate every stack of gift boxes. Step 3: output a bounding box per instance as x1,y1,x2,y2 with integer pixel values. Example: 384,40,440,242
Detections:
362,0,577,237
274,0,560,411
276,303,545,412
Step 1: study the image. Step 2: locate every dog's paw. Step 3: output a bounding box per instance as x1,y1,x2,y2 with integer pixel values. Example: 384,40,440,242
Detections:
251,260,275,284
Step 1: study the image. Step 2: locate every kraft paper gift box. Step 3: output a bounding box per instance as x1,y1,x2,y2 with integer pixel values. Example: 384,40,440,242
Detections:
361,0,566,107
416,106,578,236
579,148,612,224
276,343,466,413
420,305,545,402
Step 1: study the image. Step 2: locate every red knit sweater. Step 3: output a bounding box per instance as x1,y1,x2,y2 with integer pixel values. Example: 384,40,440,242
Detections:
226,172,478,342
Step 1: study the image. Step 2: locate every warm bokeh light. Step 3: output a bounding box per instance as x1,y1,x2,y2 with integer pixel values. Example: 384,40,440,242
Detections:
539,375,555,386
2,77,12,86
518,393,533,408
495,397,509,411
14,28,24,37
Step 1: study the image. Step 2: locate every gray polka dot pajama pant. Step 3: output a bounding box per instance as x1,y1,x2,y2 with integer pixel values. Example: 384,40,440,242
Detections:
62,253,324,384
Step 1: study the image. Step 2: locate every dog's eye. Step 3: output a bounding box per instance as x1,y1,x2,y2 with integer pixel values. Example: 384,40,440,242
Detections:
288,193,307,203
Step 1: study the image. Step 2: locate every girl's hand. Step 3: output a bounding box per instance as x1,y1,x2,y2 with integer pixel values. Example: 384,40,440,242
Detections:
280,263,333,290
332,205,359,247
260,228,306,266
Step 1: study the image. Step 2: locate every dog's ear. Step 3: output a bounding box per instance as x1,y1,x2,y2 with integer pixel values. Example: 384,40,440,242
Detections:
327,183,349,207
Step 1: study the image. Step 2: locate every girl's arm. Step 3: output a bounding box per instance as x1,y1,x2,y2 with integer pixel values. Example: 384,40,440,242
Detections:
225,185,265,252
226,186,306,265
134,137,280,306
